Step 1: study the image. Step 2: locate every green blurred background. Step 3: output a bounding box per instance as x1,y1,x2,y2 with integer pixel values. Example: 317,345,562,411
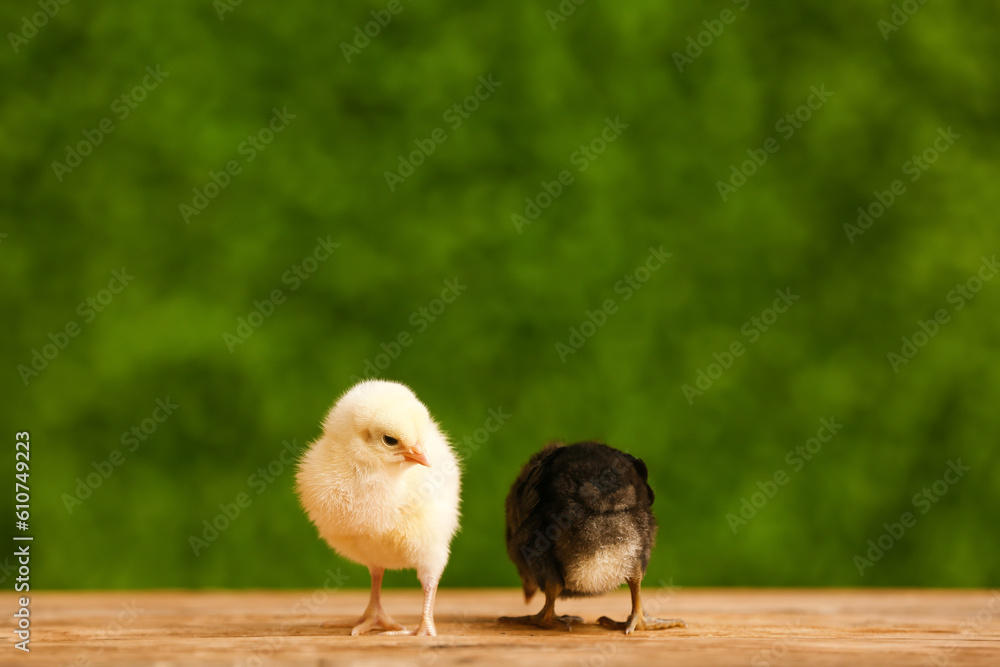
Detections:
2,0,998,591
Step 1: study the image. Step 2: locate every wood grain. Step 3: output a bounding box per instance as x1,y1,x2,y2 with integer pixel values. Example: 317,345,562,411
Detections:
6,588,999,666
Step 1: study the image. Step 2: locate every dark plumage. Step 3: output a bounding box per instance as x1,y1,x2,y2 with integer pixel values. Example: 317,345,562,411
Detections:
500,441,685,633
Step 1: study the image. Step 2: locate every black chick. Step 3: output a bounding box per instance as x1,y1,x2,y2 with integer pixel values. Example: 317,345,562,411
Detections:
500,441,685,634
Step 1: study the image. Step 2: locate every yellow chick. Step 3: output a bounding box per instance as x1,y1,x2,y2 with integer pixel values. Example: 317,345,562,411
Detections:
296,379,461,636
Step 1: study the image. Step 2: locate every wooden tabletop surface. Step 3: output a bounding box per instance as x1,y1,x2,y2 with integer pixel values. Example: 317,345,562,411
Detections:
7,588,1000,666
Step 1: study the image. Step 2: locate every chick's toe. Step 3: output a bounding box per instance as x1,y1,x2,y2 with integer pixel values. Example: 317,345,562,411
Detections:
598,612,686,634
350,609,406,636
381,624,435,637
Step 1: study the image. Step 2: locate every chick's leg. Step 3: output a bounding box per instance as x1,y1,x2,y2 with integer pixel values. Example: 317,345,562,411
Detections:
382,572,439,636
350,567,406,636
414,576,439,636
598,577,685,635
499,581,583,631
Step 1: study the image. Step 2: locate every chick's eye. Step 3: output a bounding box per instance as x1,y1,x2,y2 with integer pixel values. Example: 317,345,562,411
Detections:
382,435,398,446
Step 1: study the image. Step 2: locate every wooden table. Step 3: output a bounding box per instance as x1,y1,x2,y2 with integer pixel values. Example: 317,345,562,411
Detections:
9,588,1000,665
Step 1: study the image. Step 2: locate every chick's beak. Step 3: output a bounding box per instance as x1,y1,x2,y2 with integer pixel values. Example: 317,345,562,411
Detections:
401,445,431,467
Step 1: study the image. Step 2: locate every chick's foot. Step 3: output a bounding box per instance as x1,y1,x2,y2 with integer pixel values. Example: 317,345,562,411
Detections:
379,576,440,636
381,620,436,637
597,611,685,634
349,608,406,636
499,612,584,631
